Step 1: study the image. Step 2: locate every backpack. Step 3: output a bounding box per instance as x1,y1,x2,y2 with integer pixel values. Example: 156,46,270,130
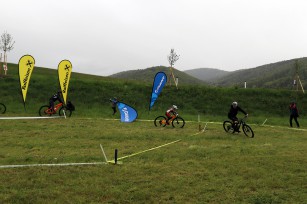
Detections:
66,101,75,111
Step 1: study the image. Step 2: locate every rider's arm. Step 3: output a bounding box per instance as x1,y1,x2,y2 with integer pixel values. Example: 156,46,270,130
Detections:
58,94,64,103
238,106,247,116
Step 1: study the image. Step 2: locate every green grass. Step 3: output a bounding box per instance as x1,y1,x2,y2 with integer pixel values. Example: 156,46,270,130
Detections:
1,62,307,203
1,117,306,203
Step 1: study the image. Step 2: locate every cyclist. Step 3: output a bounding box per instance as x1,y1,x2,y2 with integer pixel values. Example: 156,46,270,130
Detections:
165,105,178,125
228,101,248,132
49,90,63,111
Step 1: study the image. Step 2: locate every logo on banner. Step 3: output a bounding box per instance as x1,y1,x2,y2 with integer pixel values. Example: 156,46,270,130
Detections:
122,107,130,122
149,72,167,110
58,60,72,104
18,55,35,103
117,102,138,123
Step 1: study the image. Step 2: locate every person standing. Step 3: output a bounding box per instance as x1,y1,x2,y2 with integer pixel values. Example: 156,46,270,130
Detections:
289,102,300,128
110,97,118,115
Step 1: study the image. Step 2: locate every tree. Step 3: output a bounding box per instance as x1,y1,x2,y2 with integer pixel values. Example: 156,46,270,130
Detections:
0,31,15,75
167,49,180,88
167,48,180,67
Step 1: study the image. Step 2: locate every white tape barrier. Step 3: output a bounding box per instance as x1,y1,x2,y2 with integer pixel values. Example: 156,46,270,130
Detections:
0,162,107,169
0,116,64,120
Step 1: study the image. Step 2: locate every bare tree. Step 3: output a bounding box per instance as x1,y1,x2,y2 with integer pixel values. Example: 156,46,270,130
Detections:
0,31,15,75
167,48,180,67
167,48,180,88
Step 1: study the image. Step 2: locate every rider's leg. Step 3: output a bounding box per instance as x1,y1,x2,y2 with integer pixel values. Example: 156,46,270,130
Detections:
49,100,54,110
232,117,240,132
165,113,171,125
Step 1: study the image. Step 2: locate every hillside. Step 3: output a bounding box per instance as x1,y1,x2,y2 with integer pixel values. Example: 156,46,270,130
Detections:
109,66,207,85
184,57,307,89
108,57,307,90
0,63,305,119
212,58,307,89
184,68,230,82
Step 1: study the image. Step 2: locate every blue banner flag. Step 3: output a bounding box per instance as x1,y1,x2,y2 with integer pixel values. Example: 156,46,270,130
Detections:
149,72,167,110
117,102,138,123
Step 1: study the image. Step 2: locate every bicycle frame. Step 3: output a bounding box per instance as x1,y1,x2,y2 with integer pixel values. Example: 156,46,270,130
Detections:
160,114,177,125
45,103,63,114
232,116,248,130
238,116,247,126
223,115,254,137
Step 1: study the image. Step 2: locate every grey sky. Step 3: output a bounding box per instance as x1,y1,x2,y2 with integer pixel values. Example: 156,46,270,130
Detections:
1,0,306,76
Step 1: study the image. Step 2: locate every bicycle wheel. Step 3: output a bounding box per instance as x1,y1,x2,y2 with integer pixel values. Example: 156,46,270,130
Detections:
243,124,254,138
39,105,51,116
223,121,235,133
172,116,185,128
59,106,72,117
154,116,167,127
0,103,6,114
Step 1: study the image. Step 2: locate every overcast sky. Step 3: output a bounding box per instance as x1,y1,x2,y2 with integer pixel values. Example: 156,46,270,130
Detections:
1,0,306,76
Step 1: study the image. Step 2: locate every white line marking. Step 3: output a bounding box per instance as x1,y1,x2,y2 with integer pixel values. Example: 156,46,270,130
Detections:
0,162,107,169
100,144,108,162
0,116,64,120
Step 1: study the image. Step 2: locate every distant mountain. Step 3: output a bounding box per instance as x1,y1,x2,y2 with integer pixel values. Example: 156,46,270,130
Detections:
109,66,207,85
109,57,307,89
212,57,307,89
184,68,230,82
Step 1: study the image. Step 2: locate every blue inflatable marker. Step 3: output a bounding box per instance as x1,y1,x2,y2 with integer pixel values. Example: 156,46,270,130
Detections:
117,102,138,123
149,72,167,110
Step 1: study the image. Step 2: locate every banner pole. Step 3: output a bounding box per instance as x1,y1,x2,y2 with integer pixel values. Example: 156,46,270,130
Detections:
198,114,201,131
63,110,66,119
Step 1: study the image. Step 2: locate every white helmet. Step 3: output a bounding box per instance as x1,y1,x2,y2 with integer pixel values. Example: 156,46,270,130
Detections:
232,101,238,107
172,105,178,110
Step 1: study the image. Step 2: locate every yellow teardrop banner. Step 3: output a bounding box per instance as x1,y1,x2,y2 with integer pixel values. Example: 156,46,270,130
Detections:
18,55,35,103
58,60,72,104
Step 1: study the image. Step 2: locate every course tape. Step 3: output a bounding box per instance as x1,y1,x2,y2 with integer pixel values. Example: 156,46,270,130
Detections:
0,162,107,169
111,128,206,162
0,116,64,120
115,139,182,162
5,117,302,132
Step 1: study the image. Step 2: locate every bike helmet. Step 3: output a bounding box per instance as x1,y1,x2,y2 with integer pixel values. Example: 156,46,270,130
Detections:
232,101,238,108
172,105,178,110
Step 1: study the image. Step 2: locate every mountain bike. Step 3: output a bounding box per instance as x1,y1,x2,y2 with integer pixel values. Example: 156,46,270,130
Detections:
0,103,6,114
223,116,254,138
154,114,185,128
39,102,72,117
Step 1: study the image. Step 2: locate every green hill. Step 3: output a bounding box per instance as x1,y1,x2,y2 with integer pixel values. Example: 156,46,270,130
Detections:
108,58,307,90
188,57,307,89
184,68,230,82
109,66,207,85
0,63,305,120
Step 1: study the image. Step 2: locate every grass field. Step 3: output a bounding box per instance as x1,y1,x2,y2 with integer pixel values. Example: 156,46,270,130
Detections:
1,116,306,203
